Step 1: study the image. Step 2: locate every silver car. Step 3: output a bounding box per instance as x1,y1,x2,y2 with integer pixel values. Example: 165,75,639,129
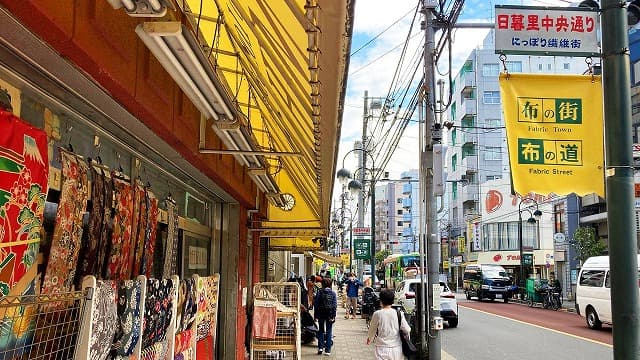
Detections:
394,279,459,328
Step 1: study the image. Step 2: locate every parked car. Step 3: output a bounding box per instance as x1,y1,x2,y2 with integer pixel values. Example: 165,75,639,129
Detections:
394,279,458,328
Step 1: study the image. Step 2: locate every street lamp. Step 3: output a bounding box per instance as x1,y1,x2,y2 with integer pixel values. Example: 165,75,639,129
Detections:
337,149,378,282
518,197,542,297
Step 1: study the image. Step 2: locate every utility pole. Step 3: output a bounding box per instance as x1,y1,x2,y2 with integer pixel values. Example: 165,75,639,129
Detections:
421,1,440,358
358,90,369,279
601,1,640,358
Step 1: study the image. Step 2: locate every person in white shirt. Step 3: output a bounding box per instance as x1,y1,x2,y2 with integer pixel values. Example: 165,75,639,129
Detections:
366,289,411,360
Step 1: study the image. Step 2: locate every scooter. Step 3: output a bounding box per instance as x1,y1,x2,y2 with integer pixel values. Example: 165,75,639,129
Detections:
362,286,380,326
301,308,318,344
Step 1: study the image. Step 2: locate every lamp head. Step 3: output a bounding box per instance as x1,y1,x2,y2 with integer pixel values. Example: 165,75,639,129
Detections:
337,168,352,185
578,0,599,9
348,179,363,196
629,0,640,25
533,209,542,218
526,216,537,224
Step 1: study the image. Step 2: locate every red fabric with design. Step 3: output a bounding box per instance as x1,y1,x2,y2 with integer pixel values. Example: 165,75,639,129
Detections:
0,110,48,296
252,306,277,340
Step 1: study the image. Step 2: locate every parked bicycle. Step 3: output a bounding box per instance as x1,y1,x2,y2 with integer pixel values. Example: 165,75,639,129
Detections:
542,285,561,311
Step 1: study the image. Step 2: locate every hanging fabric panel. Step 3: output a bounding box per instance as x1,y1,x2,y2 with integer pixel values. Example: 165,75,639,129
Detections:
141,189,158,278
142,278,174,351
42,150,88,296
113,278,143,357
78,166,106,279
97,172,113,277
106,177,133,280
162,199,178,278
0,110,48,297
131,183,147,277
89,280,118,360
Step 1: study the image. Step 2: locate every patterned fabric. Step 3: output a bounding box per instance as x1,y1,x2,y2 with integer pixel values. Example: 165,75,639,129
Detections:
162,200,178,278
173,329,193,355
142,278,174,349
196,275,220,342
176,347,194,360
0,110,48,297
113,279,142,357
141,336,169,360
141,189,159,278
97,172,113,277
78,167,105,279
128,182,144,279
195,335,213,360
42,150,88,296
177,279,197,333
106,177,133,280
131,183,147,277
89,280,118,360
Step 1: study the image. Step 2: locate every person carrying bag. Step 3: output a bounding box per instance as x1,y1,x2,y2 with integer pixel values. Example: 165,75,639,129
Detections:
366,289,412,360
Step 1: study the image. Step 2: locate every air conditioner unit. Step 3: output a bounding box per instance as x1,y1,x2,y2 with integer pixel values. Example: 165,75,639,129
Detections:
107,0,172,17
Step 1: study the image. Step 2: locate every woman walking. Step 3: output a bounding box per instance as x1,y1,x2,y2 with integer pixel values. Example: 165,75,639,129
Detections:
366,289,411,360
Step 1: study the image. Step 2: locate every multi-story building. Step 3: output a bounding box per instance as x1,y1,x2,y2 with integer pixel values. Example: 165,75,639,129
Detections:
444,31,585,294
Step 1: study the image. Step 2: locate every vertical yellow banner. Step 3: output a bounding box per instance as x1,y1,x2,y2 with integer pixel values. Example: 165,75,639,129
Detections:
500,73,604,197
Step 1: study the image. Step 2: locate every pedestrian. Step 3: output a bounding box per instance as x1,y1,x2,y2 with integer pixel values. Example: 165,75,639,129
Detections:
314,277,337,356
344,273,362,319
366,289,411,360
306,276,316,311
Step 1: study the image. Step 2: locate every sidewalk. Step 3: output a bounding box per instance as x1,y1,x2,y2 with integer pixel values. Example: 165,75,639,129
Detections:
301,292,456,359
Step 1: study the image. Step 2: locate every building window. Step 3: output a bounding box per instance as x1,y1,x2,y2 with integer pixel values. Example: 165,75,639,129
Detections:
484,146,501,161
451,129,457,145
397,209,403,215
397,198,402,203
554,203,566,234
506,61,522,73
482,63,500,77
452,154,457,171
547,63,552,70
397,221,403,226
452,182,458,200
563,63,570,70
397,233,403,237
485,118,502,127
486,175,502,181
538,63,543,71
483,91,500,104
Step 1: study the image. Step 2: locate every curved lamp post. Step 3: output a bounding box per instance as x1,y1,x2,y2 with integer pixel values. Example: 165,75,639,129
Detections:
518,198,542,296
337,148,377,281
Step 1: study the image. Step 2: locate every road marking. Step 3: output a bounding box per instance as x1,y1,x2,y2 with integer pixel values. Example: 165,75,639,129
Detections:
462,306,613,348
442,350,457,359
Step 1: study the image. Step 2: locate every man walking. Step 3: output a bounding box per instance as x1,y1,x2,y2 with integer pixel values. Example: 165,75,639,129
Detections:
314,277,337,356
345,273,362,319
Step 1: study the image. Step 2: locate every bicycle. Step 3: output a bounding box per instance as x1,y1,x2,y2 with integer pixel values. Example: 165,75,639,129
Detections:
542,286,561,311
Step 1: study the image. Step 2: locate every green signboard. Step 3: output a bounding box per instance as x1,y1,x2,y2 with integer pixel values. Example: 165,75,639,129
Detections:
354,238,371,260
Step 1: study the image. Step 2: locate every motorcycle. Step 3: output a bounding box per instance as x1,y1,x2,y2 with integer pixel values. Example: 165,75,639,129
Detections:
301,308,318,344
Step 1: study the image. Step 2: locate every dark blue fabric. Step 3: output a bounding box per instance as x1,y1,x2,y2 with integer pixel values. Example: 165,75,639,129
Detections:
313,288,337,319
345,279,362,298
317,318,334,353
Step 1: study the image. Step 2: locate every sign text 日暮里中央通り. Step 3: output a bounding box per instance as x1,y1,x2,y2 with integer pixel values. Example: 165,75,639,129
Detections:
494,5,599,56
499,73,604,197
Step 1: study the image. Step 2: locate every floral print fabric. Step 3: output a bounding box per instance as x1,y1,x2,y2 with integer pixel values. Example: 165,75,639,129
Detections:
0,110,48,297
162,200,178,278
89,280,118,360
112,279,143,357
196,275,220,341
106,177,133,280
141,190,159,278
142,278,174,350
79,167,108,279
42,150,88,296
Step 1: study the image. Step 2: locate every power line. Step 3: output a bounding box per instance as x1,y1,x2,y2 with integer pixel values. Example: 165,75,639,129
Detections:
350,5,418,57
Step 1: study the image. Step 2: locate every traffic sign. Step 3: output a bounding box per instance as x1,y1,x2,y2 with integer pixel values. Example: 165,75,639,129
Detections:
354,238,371,259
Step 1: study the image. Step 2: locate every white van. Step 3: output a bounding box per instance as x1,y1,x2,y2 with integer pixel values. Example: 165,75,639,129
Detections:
576,255,640,329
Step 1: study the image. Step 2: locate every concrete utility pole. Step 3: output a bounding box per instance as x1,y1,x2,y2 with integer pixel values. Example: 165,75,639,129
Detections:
600,0,640,358
421,1,440,358
358,90,369,279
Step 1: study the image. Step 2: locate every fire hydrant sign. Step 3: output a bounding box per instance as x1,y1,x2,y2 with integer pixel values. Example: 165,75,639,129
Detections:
499,73,604,197
495,5,599,56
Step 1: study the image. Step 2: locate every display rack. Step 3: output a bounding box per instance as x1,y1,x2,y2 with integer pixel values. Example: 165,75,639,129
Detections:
250,282,300,360
0,288,88,360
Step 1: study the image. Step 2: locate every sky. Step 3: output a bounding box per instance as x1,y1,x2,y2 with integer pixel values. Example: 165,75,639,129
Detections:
333,0,576,206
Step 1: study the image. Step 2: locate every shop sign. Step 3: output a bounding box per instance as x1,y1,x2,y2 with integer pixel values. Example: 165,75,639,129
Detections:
354,238,370,259
453,255,463,265
443,260,449,270
353,227,370,235
500,73,604,197
495,5,599,56
188,246,208,270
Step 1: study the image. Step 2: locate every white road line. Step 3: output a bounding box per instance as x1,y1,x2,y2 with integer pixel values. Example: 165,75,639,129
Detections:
461,305,613,348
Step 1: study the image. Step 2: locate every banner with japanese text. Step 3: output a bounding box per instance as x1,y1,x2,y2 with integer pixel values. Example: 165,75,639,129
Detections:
499,73,604,197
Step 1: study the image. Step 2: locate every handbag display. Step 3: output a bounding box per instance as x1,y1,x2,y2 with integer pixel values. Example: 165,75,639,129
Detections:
396,309,417,357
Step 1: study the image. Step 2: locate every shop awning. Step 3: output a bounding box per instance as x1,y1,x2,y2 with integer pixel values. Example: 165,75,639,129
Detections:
177,0,352,246
306,251,343,265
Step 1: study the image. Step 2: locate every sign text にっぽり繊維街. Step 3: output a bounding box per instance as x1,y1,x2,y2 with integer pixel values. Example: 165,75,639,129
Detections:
494,5,599,56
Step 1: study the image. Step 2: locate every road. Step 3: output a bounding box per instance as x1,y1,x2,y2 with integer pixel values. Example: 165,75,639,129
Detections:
442,298,613,360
